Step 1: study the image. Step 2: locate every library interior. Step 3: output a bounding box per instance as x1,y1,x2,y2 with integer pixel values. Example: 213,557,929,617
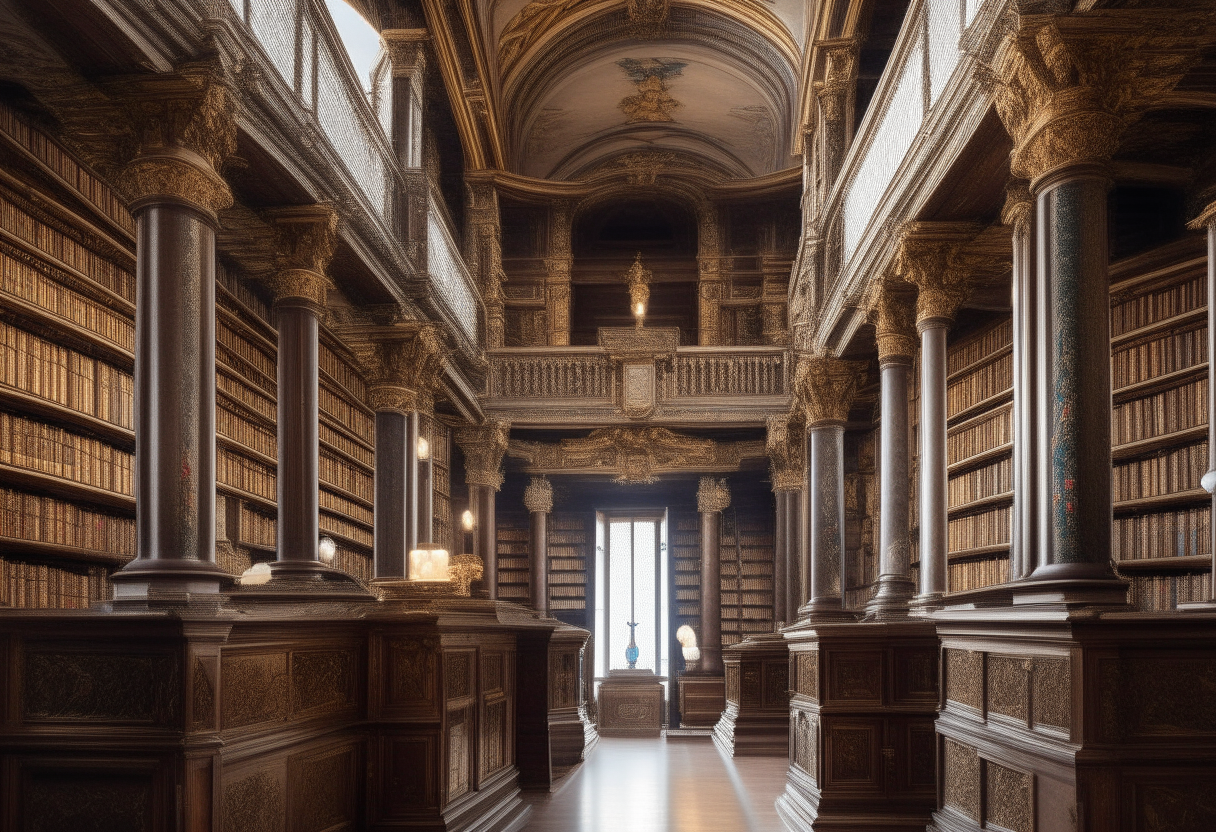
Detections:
1,0,1216,829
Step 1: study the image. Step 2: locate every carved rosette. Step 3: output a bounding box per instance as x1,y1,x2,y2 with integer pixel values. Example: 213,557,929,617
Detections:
795,354,867,428
455,419,511,491
262,204,339,311
115,65,238,217
766,413,805,492
987,13,1209,186
523,476,554,514
697,476,730,515
867,281,917,364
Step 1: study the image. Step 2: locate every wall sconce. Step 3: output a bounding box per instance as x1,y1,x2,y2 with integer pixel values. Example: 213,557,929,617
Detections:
318,536,337,564
625,251,651,329
417,435,430,460
461,509,476,532
408,542,450,581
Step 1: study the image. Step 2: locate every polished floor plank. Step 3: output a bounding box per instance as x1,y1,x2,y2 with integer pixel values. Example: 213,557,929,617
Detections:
521,737,789,832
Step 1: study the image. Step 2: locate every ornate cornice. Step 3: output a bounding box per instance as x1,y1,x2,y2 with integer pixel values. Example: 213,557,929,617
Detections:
523,475,554,514
986,11,1213,187
455,418,511,490
697,476,730,514
508,427,763,484
766,413,805,492
794,354,867,427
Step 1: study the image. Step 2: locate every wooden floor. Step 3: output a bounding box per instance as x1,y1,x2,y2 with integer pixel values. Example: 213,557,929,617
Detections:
520,737,790,832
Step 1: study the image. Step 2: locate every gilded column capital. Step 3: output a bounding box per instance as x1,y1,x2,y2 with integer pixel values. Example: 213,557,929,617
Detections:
867,280,918,364
1001,180,1034,235
893,222,984,328
262,204,339,310
1187,199,1216,232
114,63,237,217
455,418,511,490
381,29,429,79
697,476,730,514
814,39,859,122
766,413,805,492
523,476,554,514
795,354,868,427
987,12,1210,188
365,325,446,414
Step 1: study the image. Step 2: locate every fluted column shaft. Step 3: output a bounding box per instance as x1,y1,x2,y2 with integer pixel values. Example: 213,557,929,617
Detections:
1007,185,1039,581
773,490,789,625
477,486,497,596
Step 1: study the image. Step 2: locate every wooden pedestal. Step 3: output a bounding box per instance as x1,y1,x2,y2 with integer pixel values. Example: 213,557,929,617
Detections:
929,604,1216,832
713,632,790,756
678,675,726,728
547,624,596,775
777,619,939,832
596,669,666,737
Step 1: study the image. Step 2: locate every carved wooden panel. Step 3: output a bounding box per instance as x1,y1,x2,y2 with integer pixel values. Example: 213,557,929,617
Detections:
599,682,664,736
20,765,157,832
725,664,740,704
828,652,882,702
191,656,217,732
985,760,1031,832
943,738,979,821
384,734,439,813
945,649,982,711
288,743,359,832
1032,655,1070,731
549,648,578,709
23,648,180,725
222,652,289,729
793,709,818,780
445,650,474,702
384,636,439,715
908,724,936,787
795,650,819,701
894,647,938,702
482,651,504,696
987,654,1029,722
741,664,762,707
827,723,877,783
483,699,507,776
223,768,285,832
291,650,355,717
447,707,472,803
1099,655,1216,741
764,659,789,708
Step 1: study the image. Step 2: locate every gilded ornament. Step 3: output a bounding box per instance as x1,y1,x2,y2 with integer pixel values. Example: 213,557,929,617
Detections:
263,268,331,309
116,153,233,216
893,222,983,327
1001,180,1034,235
523,476,554,514
455,418,511,490
794,354,867,427
867,280,917,363
364,326,446,413
265,203,339,274
448,554,483,596
766,413,805,492
697,476,730,514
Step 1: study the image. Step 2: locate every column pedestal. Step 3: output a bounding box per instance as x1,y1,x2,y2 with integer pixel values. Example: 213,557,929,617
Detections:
677,675,726,729
712,632,789,757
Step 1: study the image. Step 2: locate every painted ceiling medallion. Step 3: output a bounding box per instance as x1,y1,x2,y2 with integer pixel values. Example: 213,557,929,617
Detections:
617,58,686,123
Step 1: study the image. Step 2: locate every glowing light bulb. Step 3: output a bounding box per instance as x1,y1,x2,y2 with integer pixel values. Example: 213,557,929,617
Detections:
635,302,645,316
461,509,475,531
318,536,337,564
417,436,430,460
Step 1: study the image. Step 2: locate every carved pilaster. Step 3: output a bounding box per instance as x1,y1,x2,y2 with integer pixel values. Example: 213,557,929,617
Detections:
867,280,917,366
767,414,806,493
547,200,574,346
697,477,731,515
697,200,723,346
523,476,554,514
814,39,858,187
456,419,511,491
795,354,867,427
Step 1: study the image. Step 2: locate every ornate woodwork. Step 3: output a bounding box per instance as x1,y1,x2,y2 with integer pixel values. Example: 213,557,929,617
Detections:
677,676,726,729
597,669,666,737
713,632,790,757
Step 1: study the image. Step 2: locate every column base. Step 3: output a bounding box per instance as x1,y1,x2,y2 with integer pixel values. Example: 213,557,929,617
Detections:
797,598,859,623
109,557,230,602
864,575,916,620
1012,563,1128,606
911,592,944,614
229,560,373,602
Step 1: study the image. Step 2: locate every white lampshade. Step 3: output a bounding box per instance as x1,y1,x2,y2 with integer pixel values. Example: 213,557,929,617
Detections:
318,536,337,564
408,543,449,581
461,509,475,531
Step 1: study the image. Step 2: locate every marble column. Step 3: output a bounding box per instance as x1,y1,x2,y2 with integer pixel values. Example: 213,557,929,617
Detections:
798,356,867,620
546,201,572,346
263,206,339,572
697,477,730,675
110,73,236,599
455,419,510,598
1187,201,1216,606
524,476,553,612
1004,182,1038,581
866,282,918,618
767,413,805,626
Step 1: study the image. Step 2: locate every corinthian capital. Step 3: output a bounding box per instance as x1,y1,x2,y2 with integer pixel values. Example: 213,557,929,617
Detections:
366,325,446,414
866,280,917,364
260,204,339,310
523,476,554,514
455,418,511,490
893,222,984,328
795,354,868,427
697,477,730,514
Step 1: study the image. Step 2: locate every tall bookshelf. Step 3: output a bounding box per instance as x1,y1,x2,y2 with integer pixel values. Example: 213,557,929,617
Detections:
944,317,1013,593
670,510,702,645
844,427,879,610
495,512,531,602
719,509,775,646
1109,237,1213,610
425,416,452,555
547,512,590,623
0,101,135,607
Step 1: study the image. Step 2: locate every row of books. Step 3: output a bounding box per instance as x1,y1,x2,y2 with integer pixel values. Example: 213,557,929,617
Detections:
946,352,1012,418
319,421,375,467
672,532,698,546
948,456,1012,509
319,451,374,503
320,343,368,403
498,544,529,557
498,528,529,542
550,557,584,571
0,192,133,302
217,320,276,383
550,586,585,598
1,321,133,428
319,488,374,527
498,557,528,570
0,487,135,556
218,266,271,323
947,556,1009,593
720,606,775,620
1111,324,1205,390
0,557,110,608
548,532,586,545
0,410,133,495
2,249,133,350
239,503,277,549
499,586,529,599
217,447,277,502
1126,571,1212,611
1112,377,1207,446
549,572,585,584
1112,505,1210,561
319,383,374,443
217,368,276,422
1110,274,1204,338
675,574,699,586
718,535,775,547
1112,440,1206,501
0,101,135,239
549,599,584,610
319,510,374,549
947,319,1012,377
719,591,773,607
551,515,586,531
720,561,774,576
677,603,698,616
218,405,277,459
947,404,1012,466
948,506,1011,552
332,548,372,584
548,545,583,558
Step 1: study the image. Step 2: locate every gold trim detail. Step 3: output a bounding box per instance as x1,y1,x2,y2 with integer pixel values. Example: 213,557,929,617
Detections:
794,354,867,427
523,475,554,514
766,413,805,492
697,476,731,514
456,419,511,490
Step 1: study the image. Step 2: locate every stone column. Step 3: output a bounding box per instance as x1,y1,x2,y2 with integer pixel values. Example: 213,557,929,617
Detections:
865,281,918,618
456,419,510,597
546,201,573,346
1187,201,1216,607
379,29,428,170
814,39,858,190
797,355,867,620
767,414,805,626
697,201,724,346
1004,182,1038,582
263,205,339,572
524,476,553,612
110,70,235,599
897,224,980,608
370,382,410,579
697,477,730,675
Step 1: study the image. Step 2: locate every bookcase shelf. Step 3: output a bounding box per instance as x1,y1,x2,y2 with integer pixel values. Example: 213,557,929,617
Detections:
0,461,134,513
1112,362,1206,405
547,512,589,614
0,385,133,448
1116,555,1211,571
1112,424,1207,462
1113,489,1209,514
0,536,131,567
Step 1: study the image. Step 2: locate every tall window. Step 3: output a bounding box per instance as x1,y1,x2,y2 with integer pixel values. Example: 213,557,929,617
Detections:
594,512,669,694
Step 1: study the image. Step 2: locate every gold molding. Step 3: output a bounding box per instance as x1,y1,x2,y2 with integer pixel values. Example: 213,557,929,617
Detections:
455,418,511,490
523,475,554,513
766,413,805,492
794,354,867,427
697,476,731,514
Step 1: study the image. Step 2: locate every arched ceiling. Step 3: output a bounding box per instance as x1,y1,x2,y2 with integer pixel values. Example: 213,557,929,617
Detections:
475,0,805,181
